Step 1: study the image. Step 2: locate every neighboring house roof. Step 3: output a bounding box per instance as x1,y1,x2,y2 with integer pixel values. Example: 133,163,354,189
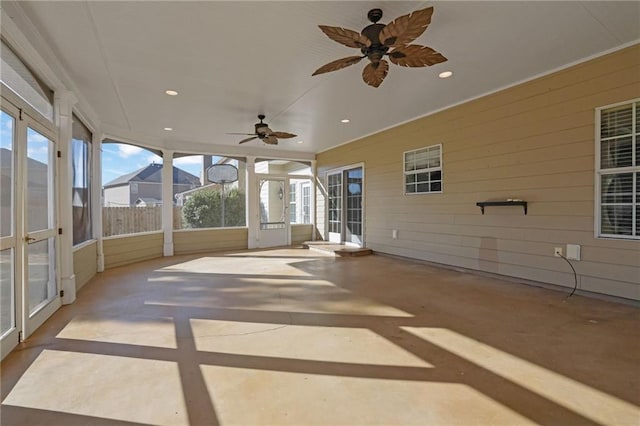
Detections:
104,163,201,188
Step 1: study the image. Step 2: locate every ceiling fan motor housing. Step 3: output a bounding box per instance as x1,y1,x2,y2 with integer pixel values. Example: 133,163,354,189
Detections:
361,23,389,62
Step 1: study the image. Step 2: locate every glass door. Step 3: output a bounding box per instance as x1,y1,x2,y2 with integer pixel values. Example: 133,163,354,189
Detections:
345,167,363,245
326,166,364,246
0,98,60,359
327,172,342,243
24,125,60,335
257,177,288,247
0,106,20,359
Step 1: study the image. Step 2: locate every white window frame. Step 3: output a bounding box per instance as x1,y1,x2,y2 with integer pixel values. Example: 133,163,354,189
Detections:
301,182,311,224
403,144,442,195
289,183,297,224
594,98,639,240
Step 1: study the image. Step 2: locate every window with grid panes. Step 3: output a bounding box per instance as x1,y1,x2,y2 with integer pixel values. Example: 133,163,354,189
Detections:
289,183,297,223
596,100,639,239
404,144,442,194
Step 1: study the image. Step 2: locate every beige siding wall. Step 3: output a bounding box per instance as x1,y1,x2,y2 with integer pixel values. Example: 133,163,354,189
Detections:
316,45,640,300
291,224,313,244
173,228,248,255
103,232,164,269
73,241,97,291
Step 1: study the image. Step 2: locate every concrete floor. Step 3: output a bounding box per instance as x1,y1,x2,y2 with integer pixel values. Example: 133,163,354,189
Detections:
1,247,639,426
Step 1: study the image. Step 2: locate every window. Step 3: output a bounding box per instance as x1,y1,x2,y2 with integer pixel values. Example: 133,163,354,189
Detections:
596,100,639,239
71,115,92,245
404,144,442,194
289,183,297,223
174,155,246,229
302,183,311,224
101,142,164,236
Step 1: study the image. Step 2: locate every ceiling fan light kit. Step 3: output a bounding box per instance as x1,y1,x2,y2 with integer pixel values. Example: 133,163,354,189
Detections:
313,7,447,88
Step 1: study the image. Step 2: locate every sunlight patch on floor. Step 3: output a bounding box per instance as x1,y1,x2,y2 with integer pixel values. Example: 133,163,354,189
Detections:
157,256,314,277
2,349,188,426
199,365,536,425
191,319,431,367
402,327,640,425
56,314,177,349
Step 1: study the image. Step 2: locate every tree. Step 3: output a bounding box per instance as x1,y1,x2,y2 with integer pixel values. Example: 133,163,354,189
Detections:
182,188,245,228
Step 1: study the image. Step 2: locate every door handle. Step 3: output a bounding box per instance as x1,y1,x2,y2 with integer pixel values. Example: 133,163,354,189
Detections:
24,236,35,242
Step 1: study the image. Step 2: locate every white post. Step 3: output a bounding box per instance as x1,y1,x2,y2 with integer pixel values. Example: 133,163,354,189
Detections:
93,134,105,272
55,91,77,304
162,150,174,256
246,156,258,249
310,160,317,241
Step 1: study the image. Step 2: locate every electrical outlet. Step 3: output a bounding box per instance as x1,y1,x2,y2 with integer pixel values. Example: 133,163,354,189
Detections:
392,229,398,240
554,247,563,257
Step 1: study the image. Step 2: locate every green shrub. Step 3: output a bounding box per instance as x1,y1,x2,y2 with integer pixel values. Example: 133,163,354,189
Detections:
182,188,245,228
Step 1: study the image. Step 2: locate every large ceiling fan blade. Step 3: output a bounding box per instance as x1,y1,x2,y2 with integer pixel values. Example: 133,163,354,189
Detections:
318,25,371,49
264,135,278,145
312,55,364,76
271,131,296,139
388,45,447,67
238,136,258,144
362,59,389,88
379,7,434,48
227,132,256,136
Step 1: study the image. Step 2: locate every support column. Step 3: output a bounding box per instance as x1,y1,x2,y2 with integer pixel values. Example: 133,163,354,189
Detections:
55,91,78,305
162,150,174,256
246,156,258,249
92,134,105,272
310,159,317,241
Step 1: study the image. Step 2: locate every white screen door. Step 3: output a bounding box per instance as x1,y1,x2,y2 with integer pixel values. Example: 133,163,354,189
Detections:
257,177,288,247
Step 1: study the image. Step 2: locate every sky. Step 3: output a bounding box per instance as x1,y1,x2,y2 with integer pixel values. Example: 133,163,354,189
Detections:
101,143,204,185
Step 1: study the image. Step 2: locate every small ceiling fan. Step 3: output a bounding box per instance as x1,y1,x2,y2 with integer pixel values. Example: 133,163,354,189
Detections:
227,114,297,145
313,7,447,88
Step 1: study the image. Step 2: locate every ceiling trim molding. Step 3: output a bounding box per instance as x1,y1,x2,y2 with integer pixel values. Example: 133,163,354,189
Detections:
317,39,640,155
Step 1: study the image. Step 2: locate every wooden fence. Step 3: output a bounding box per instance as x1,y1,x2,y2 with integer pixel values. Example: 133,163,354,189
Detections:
102,207,184,236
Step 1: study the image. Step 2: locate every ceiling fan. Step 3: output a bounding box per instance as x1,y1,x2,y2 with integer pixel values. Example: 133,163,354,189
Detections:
227,114,297,145
313,7,447,88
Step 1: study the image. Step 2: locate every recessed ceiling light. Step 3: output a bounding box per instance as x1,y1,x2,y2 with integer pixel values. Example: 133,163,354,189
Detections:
340,119,350,123
297,140,304,144
439,71,453,79
165,90,178,96
164,127,173,131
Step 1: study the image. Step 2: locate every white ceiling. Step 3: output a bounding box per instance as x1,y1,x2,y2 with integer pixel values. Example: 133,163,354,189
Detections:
6,1,640,158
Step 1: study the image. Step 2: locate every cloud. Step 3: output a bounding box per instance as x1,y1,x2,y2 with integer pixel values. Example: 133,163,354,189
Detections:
174,155,203,166
28,131,49,144
117,144,144,158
